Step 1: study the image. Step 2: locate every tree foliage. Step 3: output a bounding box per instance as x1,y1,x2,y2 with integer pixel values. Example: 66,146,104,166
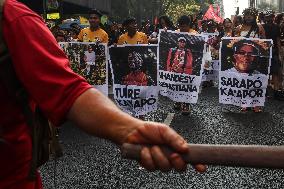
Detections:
110,0,216,24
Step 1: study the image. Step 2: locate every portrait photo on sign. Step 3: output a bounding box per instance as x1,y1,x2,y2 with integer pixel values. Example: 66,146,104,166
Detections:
159,30,205,76
60,42,107,86
109,45,158,86
220,38,272,75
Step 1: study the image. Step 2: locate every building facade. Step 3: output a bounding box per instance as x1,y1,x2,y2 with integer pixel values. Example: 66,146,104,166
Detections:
65,0,111,13
223,0,249,18
256,0,283,11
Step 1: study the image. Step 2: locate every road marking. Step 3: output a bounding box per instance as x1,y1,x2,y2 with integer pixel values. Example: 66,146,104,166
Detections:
108,85,113,95
163,113,175,126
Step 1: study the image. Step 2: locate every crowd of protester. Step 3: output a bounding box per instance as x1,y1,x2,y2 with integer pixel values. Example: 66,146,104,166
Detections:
48,8,284,107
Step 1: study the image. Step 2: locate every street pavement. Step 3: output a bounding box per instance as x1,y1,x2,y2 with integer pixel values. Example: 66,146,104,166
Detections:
41,86,284,189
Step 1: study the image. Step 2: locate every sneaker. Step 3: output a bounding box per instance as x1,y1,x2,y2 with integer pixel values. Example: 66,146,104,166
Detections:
181,103,191,116
253,106,263,113
173,102,181,111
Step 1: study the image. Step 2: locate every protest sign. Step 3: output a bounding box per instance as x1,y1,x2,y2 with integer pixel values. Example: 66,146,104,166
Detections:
158,30,206,103
219,37,272,107
59,42,108,95
202,32,220,82
109,45,158,116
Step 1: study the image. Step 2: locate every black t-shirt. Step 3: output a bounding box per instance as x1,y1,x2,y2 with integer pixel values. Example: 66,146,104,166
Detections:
280,28,284,46
262,23,280,51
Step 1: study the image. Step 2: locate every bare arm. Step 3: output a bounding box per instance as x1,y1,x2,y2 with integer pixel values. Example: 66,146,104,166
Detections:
67,88,142,144
258,24,266,39
66,88,206,172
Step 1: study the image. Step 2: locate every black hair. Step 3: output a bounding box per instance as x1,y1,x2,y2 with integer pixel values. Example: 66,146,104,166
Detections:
235,15,243,26
89,9,102,18
158,15,175,29
242,7,258,17
223,18,232,25
264,10,275,17
242,8,259,36
177,15,192,26
233,39,259,55
55,30,66,39
122,17,137,27
275,13,284,25
207,19,217,27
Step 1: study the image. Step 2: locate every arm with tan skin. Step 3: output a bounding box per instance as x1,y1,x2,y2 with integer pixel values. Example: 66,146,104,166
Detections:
67,88,206,172
258,24,266,39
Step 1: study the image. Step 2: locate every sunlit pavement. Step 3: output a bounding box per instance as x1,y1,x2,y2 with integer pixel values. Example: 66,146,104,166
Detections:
41,86,284,189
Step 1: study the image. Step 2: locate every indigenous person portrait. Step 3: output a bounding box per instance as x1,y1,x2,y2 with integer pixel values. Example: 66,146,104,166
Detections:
230,41,259,74
221,39,271,75
166,37,193,75
122,51,153,86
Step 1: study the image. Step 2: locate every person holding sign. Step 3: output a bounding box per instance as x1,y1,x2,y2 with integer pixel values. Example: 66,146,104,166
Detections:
78,9,109,43
234,8,266,113
235,8,266,39
1,1,207,188
168,15,197,115
118,17,148,45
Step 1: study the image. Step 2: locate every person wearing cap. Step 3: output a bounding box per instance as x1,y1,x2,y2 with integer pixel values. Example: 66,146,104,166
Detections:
117,17,148,45
166,36,193,115
169,15,198,115
166,37,193,74
78,9,109,43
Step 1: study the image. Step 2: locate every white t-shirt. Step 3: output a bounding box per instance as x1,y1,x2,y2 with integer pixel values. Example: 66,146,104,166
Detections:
84,51,96,65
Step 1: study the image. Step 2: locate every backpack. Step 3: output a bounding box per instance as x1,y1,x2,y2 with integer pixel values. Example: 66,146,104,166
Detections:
169,48,188,72
0,0,63,181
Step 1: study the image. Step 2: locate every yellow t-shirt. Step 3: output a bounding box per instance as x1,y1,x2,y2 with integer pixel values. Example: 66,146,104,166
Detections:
117,32,148,45
78,27,109,43
176,29,198,34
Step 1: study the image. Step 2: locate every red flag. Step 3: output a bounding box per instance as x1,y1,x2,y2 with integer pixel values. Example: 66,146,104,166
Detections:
203,5,223,23
154,16,159,25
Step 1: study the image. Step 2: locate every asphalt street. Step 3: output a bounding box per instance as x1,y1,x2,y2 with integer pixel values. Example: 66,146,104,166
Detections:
41,87,284,189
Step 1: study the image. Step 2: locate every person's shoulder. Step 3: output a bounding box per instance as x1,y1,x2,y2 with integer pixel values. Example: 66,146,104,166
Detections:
99,28,108,36
81,27,90,33
257,23,265,30
226,67,238,73
3,0,41,22
189,29,198,34
119,33,127,39
138,32,147,37
185,48,192,53
79,28,90,36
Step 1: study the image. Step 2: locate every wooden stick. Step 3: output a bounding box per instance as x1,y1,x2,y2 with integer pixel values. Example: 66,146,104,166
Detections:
121,143,284,169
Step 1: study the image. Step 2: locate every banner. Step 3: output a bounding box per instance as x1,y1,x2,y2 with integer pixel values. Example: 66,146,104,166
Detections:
59,42,108,95
219,37,272,107
202,60,220,81
109,45,158,116
158,30,206,103
202,32,220,81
